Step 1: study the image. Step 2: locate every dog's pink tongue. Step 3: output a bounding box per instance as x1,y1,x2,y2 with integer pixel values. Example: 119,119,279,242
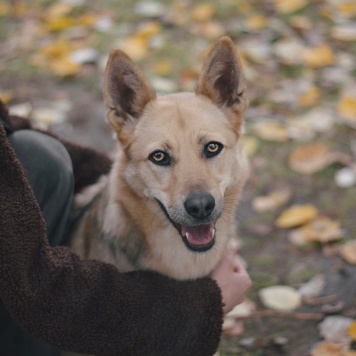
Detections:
182,223,215,246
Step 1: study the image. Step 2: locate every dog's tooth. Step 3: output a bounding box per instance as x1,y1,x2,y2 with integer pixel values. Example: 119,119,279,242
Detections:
185,232,190,240
212,228,216,238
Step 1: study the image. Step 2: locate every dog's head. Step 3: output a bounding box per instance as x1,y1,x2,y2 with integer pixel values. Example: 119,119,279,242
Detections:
104,37,248,253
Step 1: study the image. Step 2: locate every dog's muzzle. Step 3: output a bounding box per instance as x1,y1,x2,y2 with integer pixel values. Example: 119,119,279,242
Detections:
155,196,216,253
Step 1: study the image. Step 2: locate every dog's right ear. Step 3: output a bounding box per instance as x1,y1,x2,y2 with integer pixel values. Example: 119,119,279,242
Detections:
196,37,247,134
104,50,155,143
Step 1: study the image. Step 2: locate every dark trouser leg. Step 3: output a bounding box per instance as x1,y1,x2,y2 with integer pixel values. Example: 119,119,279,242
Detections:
8,130,74,247
0,130,74,356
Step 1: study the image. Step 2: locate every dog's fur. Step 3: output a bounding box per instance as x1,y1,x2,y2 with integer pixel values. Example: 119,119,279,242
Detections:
70,37,249,280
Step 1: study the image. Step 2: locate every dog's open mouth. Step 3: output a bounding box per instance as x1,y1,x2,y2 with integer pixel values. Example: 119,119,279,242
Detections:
181,223,216,252
156,199,216,252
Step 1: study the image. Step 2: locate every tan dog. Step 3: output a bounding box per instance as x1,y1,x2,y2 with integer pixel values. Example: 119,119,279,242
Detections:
71,37,249,280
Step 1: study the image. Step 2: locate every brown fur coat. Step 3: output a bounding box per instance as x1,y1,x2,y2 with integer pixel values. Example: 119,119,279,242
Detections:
0,102,223,355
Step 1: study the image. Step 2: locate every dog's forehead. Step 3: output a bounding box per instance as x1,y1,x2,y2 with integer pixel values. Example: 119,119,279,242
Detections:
139,92,229,130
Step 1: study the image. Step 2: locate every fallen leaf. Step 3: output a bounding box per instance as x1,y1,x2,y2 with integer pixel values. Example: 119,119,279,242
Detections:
287,108,335,141
70,48,99,64
240,40,272,64
288,227,309,246
303,44,335,68
0,90,13,104
253,122,289,142
337,95,356,121
288,142,333,175
193,21,225,39
226,299,256,318
274,38,305,65
302,216,343,243
245,15,267,30
191,4,216,22
259,285,302,312
0,2,10,16
47,2,73,19
9,103,32,118
134,1,166,17
272,0,308,14
332,25,356,41
335,167,356,188
340,240,356,264
298,274,325,298
45,17,74,32
120,36,148,60
77,14,96,27
337,2,356,18
253,187,292,212
154,59,172,76
348,321,356,341
318,316,353,343
50,56,81,76
276,204,318,228
137,21,162,38
290,15,312,30
241,135,259,157
298,86,321,107
222,319,244,336
150,77,178,93
310,341,350,356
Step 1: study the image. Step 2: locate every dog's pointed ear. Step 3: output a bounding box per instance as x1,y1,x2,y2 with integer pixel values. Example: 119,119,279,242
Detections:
196,37,247,132
104,50,155,142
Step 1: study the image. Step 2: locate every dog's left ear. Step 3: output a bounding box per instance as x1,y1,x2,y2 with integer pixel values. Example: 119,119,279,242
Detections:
104,50,156,144
196,37,247,132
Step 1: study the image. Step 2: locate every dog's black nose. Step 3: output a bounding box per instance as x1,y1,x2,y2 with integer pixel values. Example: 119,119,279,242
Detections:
184,193,215,219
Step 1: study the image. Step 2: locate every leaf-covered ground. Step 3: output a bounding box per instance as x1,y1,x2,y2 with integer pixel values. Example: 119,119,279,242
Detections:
1,0,356,355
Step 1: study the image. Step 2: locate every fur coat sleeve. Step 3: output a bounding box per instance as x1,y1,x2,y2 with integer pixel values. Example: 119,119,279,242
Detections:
0,123,223,356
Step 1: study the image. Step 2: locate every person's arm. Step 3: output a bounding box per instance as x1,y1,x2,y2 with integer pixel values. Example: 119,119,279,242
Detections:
0,125,223,356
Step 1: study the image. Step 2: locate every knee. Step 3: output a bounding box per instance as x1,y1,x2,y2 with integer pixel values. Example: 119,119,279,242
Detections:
8,130,74,202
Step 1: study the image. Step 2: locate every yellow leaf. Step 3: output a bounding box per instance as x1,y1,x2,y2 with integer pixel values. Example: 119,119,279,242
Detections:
191,4,216,22
272,0,308,14
337,95,356,120
120,36,148,61
337,2,356,17
50,57,81,76
303,44,335,68
0,3,10,16
310,341,350,356
38,40,72,60
154,59,172,76
241,136,259,157
45,17,74,32
137,21,162,39
276,204,318,228
253,122,289,142
0,90,13,104
298,86,321,107
246,15,267,30
198,21,225,39
47,3,73,19
348,321,356,340
341,240,356,265
290,16,312,30
289,143,332,175
303,216,343,243
77,14,96,27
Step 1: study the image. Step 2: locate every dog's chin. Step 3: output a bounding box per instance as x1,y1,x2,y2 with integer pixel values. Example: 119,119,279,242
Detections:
155,199,216,253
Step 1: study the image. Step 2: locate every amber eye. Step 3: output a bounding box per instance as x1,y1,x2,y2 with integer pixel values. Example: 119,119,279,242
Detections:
204,142,223,158
149,150,171,166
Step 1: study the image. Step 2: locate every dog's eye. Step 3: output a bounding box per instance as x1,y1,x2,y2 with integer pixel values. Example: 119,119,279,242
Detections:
149,150,171,166
204,142,223,158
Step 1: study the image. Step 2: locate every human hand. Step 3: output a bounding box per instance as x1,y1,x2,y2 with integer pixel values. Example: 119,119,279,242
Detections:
211,240,252,315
